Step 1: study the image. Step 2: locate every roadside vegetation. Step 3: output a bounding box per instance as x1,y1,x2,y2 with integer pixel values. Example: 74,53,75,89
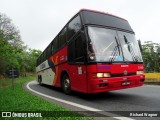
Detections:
142,41,160,83
142,41,160,73
0,13,42,78
0,76,92,120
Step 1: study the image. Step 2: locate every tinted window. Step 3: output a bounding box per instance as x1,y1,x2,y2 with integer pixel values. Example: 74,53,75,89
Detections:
42,53,44,62
58,27,67,48
41,54,43,63
82,11,133,32
51,37,58,54
39,54,42,63
68,36,84,63
75,37,83,60
68,15,81,41
51,42,54,54
43,51,46,62
46,44,51,58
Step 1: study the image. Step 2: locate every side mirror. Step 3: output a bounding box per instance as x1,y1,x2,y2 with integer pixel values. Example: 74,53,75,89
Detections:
138,40,142,52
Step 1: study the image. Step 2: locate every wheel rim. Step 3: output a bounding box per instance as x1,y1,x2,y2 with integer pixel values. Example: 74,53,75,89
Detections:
64,78,70,91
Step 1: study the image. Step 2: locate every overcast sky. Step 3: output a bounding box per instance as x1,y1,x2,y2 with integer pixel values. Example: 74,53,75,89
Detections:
0,0,160,51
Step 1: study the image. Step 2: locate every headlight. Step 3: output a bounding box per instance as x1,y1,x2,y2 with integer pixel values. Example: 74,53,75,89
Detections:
136,71,144,75
97,73,103,78
92,73,111,78
103,73,111,77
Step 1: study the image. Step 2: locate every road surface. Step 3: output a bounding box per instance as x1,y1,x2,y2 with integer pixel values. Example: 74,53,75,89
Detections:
24,80,160,120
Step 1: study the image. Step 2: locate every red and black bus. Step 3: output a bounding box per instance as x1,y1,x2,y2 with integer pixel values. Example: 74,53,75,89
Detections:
36,9,145,94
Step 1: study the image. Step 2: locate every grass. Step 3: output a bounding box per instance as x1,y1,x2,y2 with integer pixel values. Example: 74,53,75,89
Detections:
0,77,11,88
145,73,160,82
0,76,92,120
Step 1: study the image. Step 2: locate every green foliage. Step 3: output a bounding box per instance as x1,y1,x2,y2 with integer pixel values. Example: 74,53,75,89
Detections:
25,49,42,72
0,77,65,111
0,13,42,76
142,41,160,72
0,77,92,120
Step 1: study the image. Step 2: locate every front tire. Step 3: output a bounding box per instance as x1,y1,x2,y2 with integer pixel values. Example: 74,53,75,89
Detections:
62,75,71,94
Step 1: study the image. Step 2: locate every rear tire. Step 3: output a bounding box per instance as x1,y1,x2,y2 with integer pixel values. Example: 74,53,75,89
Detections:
62,75,71,94
38,76,42,86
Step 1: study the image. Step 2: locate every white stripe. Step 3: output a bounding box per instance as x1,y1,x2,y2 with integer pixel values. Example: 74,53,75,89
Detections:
26,81,134,120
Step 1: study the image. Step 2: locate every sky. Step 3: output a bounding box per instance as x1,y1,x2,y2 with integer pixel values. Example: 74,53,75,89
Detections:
0,0,160,51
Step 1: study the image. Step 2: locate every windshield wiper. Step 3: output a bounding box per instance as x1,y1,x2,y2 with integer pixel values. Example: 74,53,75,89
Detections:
109,37,121,62
109,46,118,62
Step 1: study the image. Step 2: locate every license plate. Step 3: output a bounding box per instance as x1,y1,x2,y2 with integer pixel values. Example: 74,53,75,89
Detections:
122,81,130,86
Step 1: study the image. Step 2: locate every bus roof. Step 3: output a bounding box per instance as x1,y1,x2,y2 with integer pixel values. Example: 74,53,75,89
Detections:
79,9,134,33
80,8,127,21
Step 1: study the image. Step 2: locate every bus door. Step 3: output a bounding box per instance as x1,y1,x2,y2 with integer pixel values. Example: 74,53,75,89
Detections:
68,34,87,92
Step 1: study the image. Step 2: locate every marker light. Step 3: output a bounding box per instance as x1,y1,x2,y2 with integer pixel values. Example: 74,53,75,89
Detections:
136,71,144,75
92,73,111,78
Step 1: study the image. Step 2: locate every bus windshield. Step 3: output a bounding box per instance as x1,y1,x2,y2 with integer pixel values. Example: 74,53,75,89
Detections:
87,26,143,63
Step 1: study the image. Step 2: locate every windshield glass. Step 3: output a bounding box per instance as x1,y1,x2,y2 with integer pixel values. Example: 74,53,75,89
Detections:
117,31,143,62
87,26,143,62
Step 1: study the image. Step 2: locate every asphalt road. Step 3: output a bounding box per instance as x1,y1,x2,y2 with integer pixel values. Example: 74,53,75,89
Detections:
25,80,160,120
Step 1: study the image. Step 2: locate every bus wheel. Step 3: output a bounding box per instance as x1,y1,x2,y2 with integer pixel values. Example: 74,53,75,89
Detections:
38,76,42,86
62,75,71,94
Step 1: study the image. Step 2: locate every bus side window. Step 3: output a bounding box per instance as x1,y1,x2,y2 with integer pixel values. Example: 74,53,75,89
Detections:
46,44,51,59
58,27,67,49
67,15,81,41
75,36,84,62
51,37,58,54
43,51,46,62
68,35,84,63
39,55,42,64
51,41,54,55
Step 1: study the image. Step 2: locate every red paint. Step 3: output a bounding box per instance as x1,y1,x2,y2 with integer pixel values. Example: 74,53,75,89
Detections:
49,46,145,93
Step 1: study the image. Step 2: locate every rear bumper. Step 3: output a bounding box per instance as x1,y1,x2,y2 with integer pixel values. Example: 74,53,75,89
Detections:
87,75,145,93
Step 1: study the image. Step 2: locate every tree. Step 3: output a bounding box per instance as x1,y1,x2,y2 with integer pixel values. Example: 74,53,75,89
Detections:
142,41,160,72
25,49,42,72
0,13,23,75
0,13,42,77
